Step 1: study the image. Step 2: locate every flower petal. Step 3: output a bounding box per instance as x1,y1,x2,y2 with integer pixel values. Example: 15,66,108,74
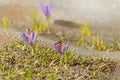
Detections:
22,33,31,44
55,43,64,54
38,3,54,17
39,3,46,14
38,3,44,11
49,3,54,13
65,42,70,51
31,32,36,44
45,6,49,16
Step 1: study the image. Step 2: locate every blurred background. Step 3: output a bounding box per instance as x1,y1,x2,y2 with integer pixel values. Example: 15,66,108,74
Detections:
0,0,120,34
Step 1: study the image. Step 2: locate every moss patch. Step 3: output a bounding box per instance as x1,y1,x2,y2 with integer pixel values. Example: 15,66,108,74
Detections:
0,41,117,80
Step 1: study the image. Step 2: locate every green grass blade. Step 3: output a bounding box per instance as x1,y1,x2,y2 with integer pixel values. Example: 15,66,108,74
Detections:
3,17,9,30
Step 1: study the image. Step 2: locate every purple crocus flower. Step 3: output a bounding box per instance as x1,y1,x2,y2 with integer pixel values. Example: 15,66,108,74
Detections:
39,3,54,18
54,42,70,55
21,29,36,45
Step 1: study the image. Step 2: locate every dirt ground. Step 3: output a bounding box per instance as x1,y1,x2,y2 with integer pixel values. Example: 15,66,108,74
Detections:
0,25,120,80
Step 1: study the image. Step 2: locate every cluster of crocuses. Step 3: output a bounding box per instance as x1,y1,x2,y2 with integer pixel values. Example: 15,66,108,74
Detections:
21,3,70,55
21,29,70,55
21,3,53,45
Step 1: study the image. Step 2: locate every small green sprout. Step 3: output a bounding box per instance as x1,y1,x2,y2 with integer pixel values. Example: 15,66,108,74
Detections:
80,23,91,37
2,17,9,30
48,74,54,80
64,48,71,64
91,35,107,51
27,67,33,80
77,23,92,46
31,12,40,34
31,12,47,34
